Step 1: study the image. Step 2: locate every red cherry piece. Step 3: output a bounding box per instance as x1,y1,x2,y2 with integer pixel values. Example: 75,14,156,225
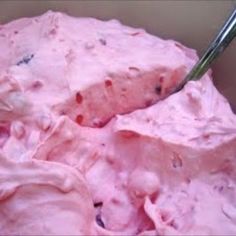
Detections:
32,81,43,89
76,115,84,124
0,126,9,148
130,32,140,36
159,76,164,83
93,120,106,128
145,100,152,106
76,92,83,104
105,80,112,87
203,134,210,139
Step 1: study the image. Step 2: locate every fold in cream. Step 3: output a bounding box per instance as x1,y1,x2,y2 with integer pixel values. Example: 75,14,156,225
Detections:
0,11,236,235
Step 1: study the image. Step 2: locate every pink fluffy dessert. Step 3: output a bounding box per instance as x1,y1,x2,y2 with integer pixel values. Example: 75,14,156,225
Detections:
0,11,236,235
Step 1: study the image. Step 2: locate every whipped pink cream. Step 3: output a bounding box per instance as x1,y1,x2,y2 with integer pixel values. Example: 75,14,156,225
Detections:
0,11,236,235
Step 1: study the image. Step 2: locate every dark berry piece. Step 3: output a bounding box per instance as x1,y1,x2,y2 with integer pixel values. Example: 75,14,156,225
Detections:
99,38,107,46
128,67,140,72
96,214,105,228
94,202,103,208
155,85,162,95
17,54,34,66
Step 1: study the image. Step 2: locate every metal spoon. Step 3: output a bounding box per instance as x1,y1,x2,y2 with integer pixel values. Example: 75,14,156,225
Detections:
175,8,236,92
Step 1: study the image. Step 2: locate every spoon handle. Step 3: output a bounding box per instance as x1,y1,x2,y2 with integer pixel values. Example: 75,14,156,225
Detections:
184,8,236,83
